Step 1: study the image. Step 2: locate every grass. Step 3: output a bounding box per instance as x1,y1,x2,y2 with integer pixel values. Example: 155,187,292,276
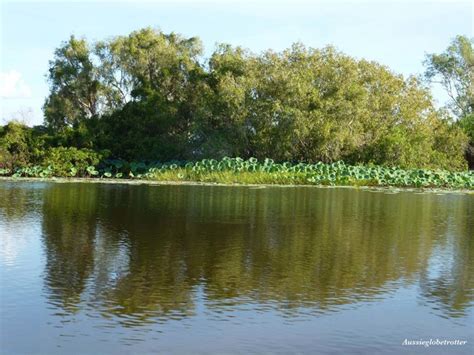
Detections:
152,169,377,186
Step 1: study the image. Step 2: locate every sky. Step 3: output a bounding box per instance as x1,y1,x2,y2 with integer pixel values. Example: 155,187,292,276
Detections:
0,0,472,126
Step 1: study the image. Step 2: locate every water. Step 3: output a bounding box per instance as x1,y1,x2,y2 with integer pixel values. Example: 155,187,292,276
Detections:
0,181,473,354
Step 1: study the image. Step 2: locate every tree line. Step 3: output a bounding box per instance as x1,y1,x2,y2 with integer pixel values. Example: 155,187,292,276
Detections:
1,28,473,171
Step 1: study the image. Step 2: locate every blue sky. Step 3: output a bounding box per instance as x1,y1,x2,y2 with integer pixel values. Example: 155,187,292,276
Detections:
1,0,472,126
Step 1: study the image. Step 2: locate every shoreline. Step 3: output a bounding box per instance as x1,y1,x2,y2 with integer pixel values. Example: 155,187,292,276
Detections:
1,176,472,194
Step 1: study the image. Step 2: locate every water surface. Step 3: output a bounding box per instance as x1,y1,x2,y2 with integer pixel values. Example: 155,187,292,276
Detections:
1,181,473,353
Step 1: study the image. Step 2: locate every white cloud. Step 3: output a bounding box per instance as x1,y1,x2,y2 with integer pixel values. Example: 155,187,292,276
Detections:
0,70,32,98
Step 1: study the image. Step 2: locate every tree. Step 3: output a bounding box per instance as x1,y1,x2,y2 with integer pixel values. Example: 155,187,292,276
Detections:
205,43,468,169
39,28,469,170
424,35,474,168
424,35,474,118
93,28,207,160
43,36,103,129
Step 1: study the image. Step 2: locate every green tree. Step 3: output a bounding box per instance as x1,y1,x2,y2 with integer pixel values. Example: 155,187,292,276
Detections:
39,28,470,170
424,35,474,118
424,35,474,168
94,28,207,160
0,121,48,169
206,43,467,169
43,36,103,129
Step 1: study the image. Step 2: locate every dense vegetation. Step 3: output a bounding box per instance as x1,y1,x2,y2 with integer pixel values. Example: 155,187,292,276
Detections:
1,29,473,185
424,35,474,168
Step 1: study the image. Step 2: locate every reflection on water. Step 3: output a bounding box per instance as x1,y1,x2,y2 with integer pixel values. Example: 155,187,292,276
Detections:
1,182,473,353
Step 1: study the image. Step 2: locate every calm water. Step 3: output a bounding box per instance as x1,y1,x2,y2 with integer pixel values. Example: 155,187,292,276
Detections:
0,181,473,354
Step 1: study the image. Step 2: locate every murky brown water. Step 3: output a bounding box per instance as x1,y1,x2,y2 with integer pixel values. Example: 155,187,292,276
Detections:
0,181,473,354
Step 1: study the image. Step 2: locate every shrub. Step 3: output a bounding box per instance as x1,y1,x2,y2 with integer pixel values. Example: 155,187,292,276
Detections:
0,121,31,169
42,147,106,177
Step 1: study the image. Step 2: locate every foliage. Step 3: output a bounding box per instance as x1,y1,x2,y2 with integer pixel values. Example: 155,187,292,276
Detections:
200,45,469,169
424,35,474,169
459,113,474,142
44,28,207,161
424,35,474,119
459,113,474,168
34,29,470,170
153,158,473,188
43,36,103,129
0,121,31,169
42,147,106,177
1,157,472,189
1,32,470,176
0,121,50,170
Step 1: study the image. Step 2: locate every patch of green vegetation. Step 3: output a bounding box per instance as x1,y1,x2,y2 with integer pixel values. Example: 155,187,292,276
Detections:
2,33,473,174
2,157,473,189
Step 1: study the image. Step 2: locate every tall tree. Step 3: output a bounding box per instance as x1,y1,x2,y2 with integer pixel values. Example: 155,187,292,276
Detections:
424,35,474,118
94,28,207,160
43,36,103,129
424,35,474,168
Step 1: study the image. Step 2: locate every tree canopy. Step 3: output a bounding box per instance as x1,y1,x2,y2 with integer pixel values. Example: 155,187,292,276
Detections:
3,28,471,171
424,35,474,168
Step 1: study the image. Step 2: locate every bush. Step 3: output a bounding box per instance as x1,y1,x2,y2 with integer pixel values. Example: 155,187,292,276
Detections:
458,114,474,169
0,121,32,169
42,147,107,177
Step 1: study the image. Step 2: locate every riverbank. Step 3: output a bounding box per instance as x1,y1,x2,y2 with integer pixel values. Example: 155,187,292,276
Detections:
1,176,473,194
2,158,473,190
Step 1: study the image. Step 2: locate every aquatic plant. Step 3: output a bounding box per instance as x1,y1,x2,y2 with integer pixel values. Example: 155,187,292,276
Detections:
1,157,473,189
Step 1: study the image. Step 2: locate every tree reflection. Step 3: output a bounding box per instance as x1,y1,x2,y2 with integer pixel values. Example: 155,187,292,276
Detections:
0,181,45,220
418,198,474,318
33,183,474,322
41,183,101,312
